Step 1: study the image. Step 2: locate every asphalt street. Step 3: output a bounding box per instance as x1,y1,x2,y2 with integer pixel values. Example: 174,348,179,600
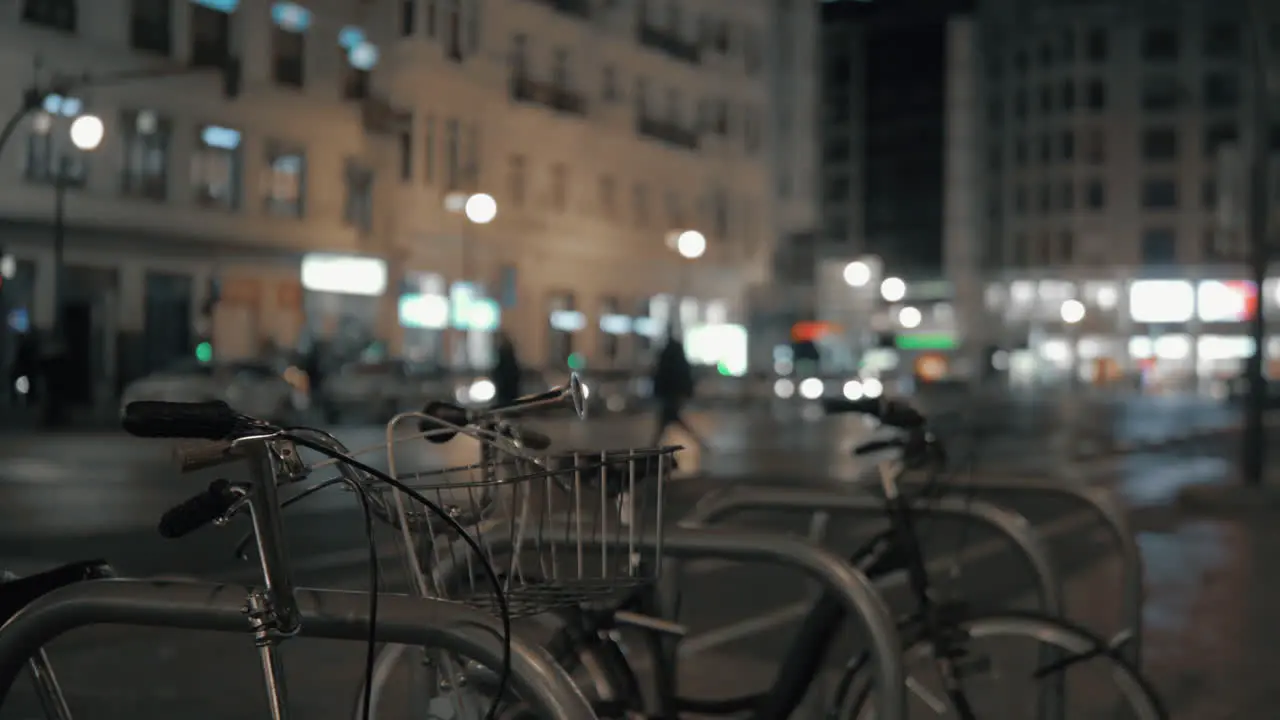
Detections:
0,396,1261,718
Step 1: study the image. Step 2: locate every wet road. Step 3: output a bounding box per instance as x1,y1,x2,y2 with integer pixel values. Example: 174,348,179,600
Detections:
0,397,1269,718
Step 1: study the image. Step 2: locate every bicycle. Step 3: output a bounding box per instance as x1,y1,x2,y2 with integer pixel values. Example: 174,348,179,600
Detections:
451,396,1170,720
351,385,684,720
0,391,598,720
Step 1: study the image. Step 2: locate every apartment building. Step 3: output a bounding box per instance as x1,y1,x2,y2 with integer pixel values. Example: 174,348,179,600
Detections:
0,0,784,401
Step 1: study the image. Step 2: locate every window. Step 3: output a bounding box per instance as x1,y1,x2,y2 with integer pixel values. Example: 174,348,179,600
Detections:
1061,80,1075,111
1086,28,1107,61
25,102,90,186
271,2,309,88
1203,72,1239,109
1039,135,1052,163
553,47,570,88
632,183,648,227
665,190,683,228
602,65,619,101
1013,49,1028,74
1141,28,1179,61
1058,231,1074,264
397,123,413,182
1086,179,1105,209
191,124,242,210
1085,79,1105,110
507,154,525,206
400,0,415,36
743,28,762,75
339,28,376,100
120,109,170,200
1141,75,1183,110
190,2,231,67
743,107,761,154
1015,137,1027,165
1037,183,1051,213
22,0,76,32
1060,131,1074,160
550,163,568,211
1204,123,1238,157
1085,128,1105,164
666,88,681,124
343,160,374,231
263,142,306,217
131,0,171,54
422,115,435,184
598,174,616,217
1142,179,1178,209
1014,186,1027,214
1141,228,1177,265
1203,179,1217,209
1142,127,1178,160
1062,28,1075,61
510,33,527,76
465,121,480,187
1014,89,1027,119
1059,182,1075,210
1203,23,1239,59
599,296,621,362
445,0,462,60
634,77,648,115
444,118,460,189
425,0,437,37
1039,85,1052,114
711,187,728,239
1039,40,1052,66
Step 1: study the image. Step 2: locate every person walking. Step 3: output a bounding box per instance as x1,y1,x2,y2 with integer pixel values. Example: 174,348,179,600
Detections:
650,332,707,450
492,333,522,407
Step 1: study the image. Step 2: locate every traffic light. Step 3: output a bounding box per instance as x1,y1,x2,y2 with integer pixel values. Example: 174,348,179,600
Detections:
222,57,242,99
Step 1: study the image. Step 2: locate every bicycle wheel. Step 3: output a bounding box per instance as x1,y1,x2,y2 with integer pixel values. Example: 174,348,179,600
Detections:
354,605,644,720
834,611,1167,720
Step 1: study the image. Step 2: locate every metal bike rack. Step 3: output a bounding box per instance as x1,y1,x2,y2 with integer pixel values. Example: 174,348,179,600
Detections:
0,579,597,720
431,523,909,720
899,476,1144,667
678,486,1066,720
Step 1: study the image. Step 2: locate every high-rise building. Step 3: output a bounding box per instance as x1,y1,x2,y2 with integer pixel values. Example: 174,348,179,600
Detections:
1,0,796,398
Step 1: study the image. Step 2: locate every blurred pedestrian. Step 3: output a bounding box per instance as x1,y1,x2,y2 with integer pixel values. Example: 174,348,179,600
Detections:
650,332,707,449
492,333,522,407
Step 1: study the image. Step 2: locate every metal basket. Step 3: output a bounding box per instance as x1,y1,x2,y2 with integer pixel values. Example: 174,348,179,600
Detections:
378,412,678,619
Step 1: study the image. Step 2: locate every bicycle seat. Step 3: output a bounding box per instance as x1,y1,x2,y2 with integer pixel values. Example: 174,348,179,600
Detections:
0,559,115,624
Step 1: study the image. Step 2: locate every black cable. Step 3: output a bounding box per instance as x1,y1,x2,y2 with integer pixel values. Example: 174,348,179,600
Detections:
346,469,380,720
281,433,513,720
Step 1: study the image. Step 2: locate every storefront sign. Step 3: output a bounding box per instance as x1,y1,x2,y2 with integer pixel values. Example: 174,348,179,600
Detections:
1197,280,1257,322
1128,280,1194,323
301,253,387,297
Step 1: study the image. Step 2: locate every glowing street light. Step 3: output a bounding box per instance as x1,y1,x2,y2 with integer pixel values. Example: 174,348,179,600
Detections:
68,114,104,151
880,276,906,302
898,306,922,329
676,229,706,259
843,260,871,287
463,192,497,224
1060,299,1086,324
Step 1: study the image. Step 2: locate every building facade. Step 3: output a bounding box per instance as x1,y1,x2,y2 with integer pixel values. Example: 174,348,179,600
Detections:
1,0,793,400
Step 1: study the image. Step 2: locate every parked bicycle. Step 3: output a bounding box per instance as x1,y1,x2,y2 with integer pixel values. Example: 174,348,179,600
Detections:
0,384,598,720
410,396,1169,720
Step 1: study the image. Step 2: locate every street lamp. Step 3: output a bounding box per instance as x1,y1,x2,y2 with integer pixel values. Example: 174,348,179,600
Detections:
675,229,706,259
843,260,871,288
46,112,103,426
1059,299,1085,324
445,190,498,371
880,276,906,303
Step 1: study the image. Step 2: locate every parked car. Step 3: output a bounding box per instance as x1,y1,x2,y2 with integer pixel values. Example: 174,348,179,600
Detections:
121,359,298,423
321,359,456,423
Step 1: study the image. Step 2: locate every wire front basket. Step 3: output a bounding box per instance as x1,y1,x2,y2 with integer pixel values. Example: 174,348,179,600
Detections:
380,412,678,618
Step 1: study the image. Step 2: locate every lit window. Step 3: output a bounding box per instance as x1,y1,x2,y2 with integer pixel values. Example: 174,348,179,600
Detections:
192,124,242,210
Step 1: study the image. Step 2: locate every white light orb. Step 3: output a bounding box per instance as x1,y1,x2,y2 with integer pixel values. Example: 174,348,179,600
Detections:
898,306,922,329
773,378,796,399
464,192,497,224
843,261,871,287
69,114,104,151
880,276,906,302
676,230,706,259
469,378,496,402
1060,299,1086,324
843,379,864,400
799,377,825,399
862,377,884,398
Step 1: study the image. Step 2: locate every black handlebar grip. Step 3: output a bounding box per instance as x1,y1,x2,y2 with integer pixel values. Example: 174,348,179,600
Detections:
853,438,904,456
516,428,552,451
122,400,239,440
173,440,241,474
418,401,470,443
158,479,238,539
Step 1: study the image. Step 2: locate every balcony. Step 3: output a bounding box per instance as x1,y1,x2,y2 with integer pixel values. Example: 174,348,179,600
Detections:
510,76,588,117
637,24,700,64
523,0,589,20
636,115,699,151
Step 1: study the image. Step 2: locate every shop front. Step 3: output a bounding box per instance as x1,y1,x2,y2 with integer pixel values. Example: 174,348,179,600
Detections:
300,252,388,367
